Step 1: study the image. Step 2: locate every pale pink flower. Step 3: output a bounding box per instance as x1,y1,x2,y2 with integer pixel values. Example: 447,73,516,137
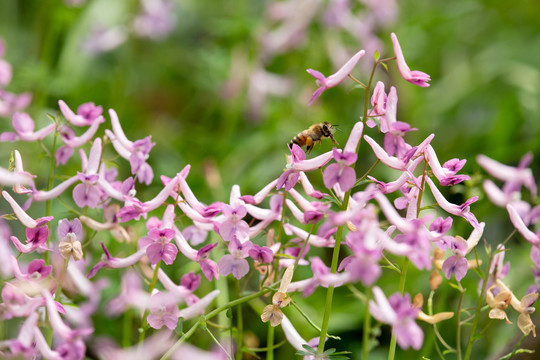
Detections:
391,33,431,87
306,49,365,105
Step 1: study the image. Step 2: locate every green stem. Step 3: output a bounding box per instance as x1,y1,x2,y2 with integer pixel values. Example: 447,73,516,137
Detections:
267,322,275,360
46,124,59,218
45,124,59,267
388,258,409,360
161,318,203,360
463,253,493,360
139,261,162,343
317,202,348,354
236,280,243,360
293,222,317,270
456,284,465,360
122,310,133,348
506,334,527,359
362,287,372,360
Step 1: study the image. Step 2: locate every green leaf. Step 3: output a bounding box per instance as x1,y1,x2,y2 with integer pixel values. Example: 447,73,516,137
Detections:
322,348,336,355
374,50,380,62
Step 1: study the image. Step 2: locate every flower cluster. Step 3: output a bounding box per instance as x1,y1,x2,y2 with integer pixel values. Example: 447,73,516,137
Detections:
0,29,537,360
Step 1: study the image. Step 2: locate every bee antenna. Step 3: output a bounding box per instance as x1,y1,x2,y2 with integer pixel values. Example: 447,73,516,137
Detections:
332,124,343,133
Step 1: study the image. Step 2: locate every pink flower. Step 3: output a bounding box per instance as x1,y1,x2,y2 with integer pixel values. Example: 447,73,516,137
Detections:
147,291,180,330
477,153,537,198
88,242,150,278
0,58,12,87
426,145,470,186
441,236,469,281
108,271,149,314
369,286,423,350
11,150,35,194
323,148,357,192
10,225,50,254
138,227,178,265
105,109,155,185
58,100,104,127
367,81,387,128
306,49,365,105
2,190,53,228
133,0,177,40
0,90,32,119
218,239,252,279
507,204,540,245
391,33,431,87
0,112,55,142
218,204,250,243
117,174,179,222
11,257,52,281
426,177,480,229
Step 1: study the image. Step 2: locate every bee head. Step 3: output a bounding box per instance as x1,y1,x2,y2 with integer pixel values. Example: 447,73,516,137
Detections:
322,122,341,136
322,121,334,136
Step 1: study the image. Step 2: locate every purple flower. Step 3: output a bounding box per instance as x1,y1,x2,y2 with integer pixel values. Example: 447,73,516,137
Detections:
117,174,179,222
108,271,149,315
306,49,365,105
426,145,469,186
477,154,537,198
0,112,56,142
426,177,480,229
0,58,12,87
364,133,433,172
429,216,453,236
248,244,274,263
81,25,127,55
105,109,155,185
218,204,250,243
367,81,387,128
391,33,431,87
0,90,32,119
507,204,540,245
58,218,83,242
182,225,208,245
177,290,220,321
323,148,357,192
277,169,301,191
58,100,104,127
57,120,104,164
180,272,201,292
133,0,177,40
139,228,178,265
195,243,220,281
218,239,252,279
11,257,52,282
9,150,34,195
147,291,180,330
88,242,149,278
441,236,469,281
369,286,423,350
10,225,50,253
277,145,334,192
339,231,382,286
73,173,101,208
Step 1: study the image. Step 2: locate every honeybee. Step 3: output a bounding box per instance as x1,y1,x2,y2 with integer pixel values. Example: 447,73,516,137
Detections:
288,121,339,153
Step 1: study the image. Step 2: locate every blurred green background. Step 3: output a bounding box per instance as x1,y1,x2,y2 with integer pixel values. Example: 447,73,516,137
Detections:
1,0,540,359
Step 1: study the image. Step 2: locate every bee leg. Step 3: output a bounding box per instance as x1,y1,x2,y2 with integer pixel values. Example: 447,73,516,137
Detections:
329,134,338,147
305,137,313,153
